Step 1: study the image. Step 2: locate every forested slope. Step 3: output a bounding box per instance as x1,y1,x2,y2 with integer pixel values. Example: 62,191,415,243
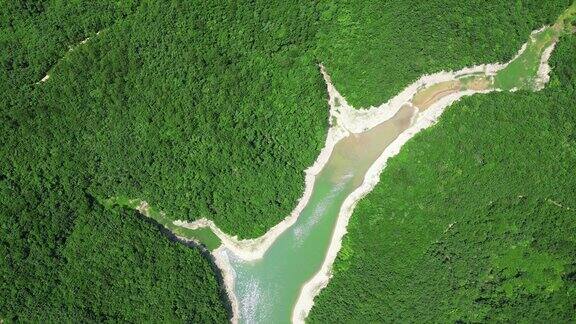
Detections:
309,34,576,322
11,0,328,239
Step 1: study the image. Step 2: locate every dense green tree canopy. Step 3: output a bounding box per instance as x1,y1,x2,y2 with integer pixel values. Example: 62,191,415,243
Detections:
1,0,573,321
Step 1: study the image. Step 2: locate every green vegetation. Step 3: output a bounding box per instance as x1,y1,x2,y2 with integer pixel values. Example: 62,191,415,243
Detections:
559,1,576,26
309,34,576,322
492,4,576,92
0,0,140,89
46,0,327,239
2,0,575,321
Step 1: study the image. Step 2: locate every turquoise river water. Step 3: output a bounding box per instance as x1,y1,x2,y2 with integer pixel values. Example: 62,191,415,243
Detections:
226,105,416,323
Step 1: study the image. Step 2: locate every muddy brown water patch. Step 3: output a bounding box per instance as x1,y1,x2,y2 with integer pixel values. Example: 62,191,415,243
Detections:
327,104,416,186
412,81,461,111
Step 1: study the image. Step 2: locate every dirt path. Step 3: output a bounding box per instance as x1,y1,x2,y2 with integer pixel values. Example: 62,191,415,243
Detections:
37,31,103,84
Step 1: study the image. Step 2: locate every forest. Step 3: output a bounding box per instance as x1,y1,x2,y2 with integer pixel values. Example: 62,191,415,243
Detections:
309,34,576,322
1,0,574,321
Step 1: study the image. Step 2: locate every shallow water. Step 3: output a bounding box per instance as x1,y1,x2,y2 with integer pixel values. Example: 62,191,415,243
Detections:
226,105,416,323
